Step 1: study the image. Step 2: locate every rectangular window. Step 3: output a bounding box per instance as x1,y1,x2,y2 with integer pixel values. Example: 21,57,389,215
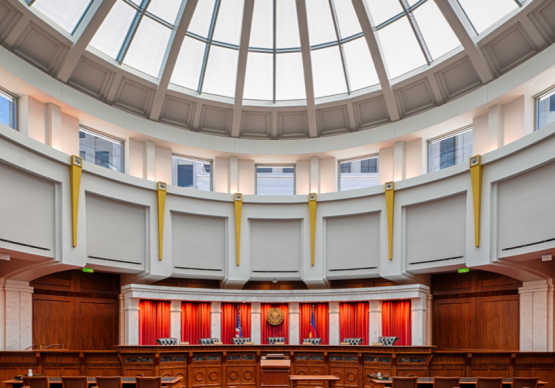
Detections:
338,156,379,192
79,127,123,172
537,87,555,130
0,88,16,129
428,127,473,173
256,165,295,195
172,155,212,191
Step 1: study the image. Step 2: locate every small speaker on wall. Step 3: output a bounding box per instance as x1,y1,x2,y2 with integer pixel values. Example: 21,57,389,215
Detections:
385,182,393,191
470,155,480,167
309,194,316,201
73,155,83,167
158,182,166,190
235,193,242,201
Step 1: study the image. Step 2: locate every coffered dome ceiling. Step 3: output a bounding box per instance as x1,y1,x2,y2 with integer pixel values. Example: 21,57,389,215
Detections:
1,0,554,139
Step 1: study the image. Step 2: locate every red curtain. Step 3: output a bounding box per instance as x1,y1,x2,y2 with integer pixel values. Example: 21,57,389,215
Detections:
382,300,412,345
340,302,369,345
221,303,251,344
181,302,211,344
139,300,171,345
299,303,329,344
261,303,289,344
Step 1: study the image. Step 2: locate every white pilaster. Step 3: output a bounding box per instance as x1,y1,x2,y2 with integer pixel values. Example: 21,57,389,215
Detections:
329,302,340,345
410,297,426,346
519,281,554,351
488,104,504,152
393,141,406,182
125,297,140,345
289,302,300,345
45,103,62,151
144,140,156,181
309,156,319,193
170,300,182,341
0,281,34,351
251,302,261,344
369,300,381,344
229,156,239,193
211,301,221,340
119,294,125,346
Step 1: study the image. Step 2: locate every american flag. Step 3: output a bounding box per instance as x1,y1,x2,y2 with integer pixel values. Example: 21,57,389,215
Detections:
235,306,242,337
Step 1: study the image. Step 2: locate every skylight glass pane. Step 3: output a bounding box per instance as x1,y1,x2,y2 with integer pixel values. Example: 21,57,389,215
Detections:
147,0,182,25
188,0,216,38
171,37,206,91
89,1,136,59
202,46,238,97
306,0,337,46
276,0,300,49
333,0,362,39
276,52,306,100
366,0,403,26
250,0,273,49
378,17,427,79
413,1,460,60
244,52,273,100
123,17,172,77
311,46,347,98
212,0,245,45
458,0,518,34
33,0,92,33
343,38,379,91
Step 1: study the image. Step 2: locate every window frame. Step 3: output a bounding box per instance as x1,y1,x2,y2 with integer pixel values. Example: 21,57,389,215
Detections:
79,125,125,173
172,153,213,191
427,125,473,173
337,154,379,192
535,85,555,131
255,163,296,195
0,86,18,130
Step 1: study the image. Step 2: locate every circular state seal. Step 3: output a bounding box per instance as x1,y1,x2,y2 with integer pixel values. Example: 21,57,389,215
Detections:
266,307,284,325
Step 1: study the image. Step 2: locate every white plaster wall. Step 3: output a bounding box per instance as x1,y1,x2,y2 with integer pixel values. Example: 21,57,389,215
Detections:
155,145,172,184
472,113,489,156
503,96,526,146
405,138,422,180
379,146,393,184
214,157,229,193
61,112,79,156
296,159,309,195
319,157,337,193
239,159,255,195
129,138,145,179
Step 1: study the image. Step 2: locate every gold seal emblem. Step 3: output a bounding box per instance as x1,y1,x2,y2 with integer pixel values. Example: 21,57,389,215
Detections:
266,307,284,325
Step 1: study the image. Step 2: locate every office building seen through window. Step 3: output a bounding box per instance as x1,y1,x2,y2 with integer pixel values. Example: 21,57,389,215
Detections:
79,127,123,172
0,89,15,129
339,156,379,191
256,166,295,195
428,127,473,172
172,155,212,191
537,87,555,130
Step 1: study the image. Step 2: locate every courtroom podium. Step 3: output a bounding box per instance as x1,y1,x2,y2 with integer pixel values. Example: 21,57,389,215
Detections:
261,354,291,388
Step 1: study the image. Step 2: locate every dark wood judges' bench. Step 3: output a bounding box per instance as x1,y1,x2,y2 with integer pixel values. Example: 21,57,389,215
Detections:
1,346,554,388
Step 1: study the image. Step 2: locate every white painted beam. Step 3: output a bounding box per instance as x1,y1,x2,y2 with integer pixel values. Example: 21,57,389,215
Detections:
149,0,199,121
351,0,400,122
434,0,495,84
231,0,255,138
56,0,117,83
295,0,318,138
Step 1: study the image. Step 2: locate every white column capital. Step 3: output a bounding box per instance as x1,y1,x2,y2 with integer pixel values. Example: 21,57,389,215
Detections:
251,303,261,344
251,302,261,314
170,300,182,312
329,301,340,314
289,302,300,314
124,297,141,311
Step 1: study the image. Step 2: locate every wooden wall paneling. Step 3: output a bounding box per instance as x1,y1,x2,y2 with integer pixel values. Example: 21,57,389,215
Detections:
242,281,308,290
78,271,120,295
433,298,475,349
42,354,81,377
77,297,118,350
32,271,76,292
85,353,122,377
432,272,474,295
330,279,398,289
476,272,522,292
152,278,220,289
470,355,511,377
476,295,519,350
428,354,466,377
0,353,40,388
33,294,76,350
514,354,555,388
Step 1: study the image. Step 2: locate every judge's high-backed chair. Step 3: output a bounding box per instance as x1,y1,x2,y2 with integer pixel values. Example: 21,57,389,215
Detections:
156,338,179,345
198,338,219,345
232,337,251,345
61,377,88,388
476,377,504,388
513,378,539,388
433,376,460,388
342,338,363,345
302,338,322,345
267,337,287,344
136,377,167,388
23,377,50,388
392,376,418,388
94,377,122,388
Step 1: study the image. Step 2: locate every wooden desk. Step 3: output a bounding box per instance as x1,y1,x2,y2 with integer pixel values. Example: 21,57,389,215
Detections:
290,375,340,388
2,377,183,388
367,378,548,388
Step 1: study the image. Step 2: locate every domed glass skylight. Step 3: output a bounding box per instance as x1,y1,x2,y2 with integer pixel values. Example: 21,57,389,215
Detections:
27,0,525,103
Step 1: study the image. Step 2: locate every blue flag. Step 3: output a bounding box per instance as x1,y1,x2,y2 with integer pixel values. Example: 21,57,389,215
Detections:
235,306,242,337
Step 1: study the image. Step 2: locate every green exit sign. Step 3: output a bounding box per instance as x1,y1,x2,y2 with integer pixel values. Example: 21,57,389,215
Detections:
458,268,469,273
83,268,94,273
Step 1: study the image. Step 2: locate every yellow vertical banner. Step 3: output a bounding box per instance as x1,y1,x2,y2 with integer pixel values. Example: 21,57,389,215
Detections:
234,193,242,266
69,155,83,247
385,182,394,260
469,155,483,247
157,182,166,260
309,193,317,266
